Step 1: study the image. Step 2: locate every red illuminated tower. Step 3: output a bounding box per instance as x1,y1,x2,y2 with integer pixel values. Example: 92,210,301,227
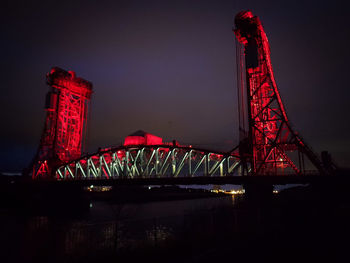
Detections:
32,67,92,178
234,11,325,175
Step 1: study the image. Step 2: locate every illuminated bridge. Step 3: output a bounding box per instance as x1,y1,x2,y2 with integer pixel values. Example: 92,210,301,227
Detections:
53,142,338,187
29,11,337,184
56,144,241,181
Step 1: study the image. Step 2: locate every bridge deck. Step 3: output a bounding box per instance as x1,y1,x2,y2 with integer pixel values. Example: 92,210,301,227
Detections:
10,174,349,187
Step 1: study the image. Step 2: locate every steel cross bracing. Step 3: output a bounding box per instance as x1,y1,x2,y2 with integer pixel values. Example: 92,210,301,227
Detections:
55,145,244,180
55,88,87,162
30,11,332,180
31,67,92,179
234,11,326,175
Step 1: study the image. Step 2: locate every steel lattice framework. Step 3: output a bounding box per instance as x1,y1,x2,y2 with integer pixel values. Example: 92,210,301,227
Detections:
234,11,325,175
29,11,332,180
56,146,242,180
31,67,92,179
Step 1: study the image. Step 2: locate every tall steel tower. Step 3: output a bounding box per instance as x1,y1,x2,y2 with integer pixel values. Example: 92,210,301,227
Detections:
32,67,93,178
234,11,325,175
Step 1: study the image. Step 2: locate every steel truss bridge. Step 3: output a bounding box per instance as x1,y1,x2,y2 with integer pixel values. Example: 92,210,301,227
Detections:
56,145,244,180
30,11,337,181
55,144,334,187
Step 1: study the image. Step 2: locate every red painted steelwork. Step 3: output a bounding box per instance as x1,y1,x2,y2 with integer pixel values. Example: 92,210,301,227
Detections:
234,11,324,175
124,130,163,146
32,67,92,178
29,12,329,180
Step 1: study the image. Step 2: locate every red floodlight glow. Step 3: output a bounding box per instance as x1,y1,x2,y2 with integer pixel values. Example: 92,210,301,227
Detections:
124,130,163,146
234,11,324,175
32,67,93,179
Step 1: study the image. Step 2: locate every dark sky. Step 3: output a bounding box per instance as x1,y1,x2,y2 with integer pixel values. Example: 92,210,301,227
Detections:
1,0,349,172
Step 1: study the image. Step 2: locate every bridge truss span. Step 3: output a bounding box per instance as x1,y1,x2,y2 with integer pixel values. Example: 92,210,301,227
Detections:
55,145,244,180
29,11,334,180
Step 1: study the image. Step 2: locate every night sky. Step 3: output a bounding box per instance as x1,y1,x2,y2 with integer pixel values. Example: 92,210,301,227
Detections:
1,0,349,172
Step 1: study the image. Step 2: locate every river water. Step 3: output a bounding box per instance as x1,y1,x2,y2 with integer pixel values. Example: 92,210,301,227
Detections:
1,195,237,262
89,195,235,222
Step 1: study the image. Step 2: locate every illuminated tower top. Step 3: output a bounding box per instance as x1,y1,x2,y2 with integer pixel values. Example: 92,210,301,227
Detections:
47,67,92,100
234,11,325,175
32,67,92,178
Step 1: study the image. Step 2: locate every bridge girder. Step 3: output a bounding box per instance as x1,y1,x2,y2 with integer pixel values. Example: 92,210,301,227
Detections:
55,145,245,180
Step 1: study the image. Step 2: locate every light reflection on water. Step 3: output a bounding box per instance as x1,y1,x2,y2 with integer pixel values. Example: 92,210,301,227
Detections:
146,225,173,242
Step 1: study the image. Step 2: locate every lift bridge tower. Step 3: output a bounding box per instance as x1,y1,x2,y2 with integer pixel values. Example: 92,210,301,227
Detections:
31,67,92,178
234,11,328,175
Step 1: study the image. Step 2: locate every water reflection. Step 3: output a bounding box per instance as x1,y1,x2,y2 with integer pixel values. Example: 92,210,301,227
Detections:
146,224,173,243
2,196,235,261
